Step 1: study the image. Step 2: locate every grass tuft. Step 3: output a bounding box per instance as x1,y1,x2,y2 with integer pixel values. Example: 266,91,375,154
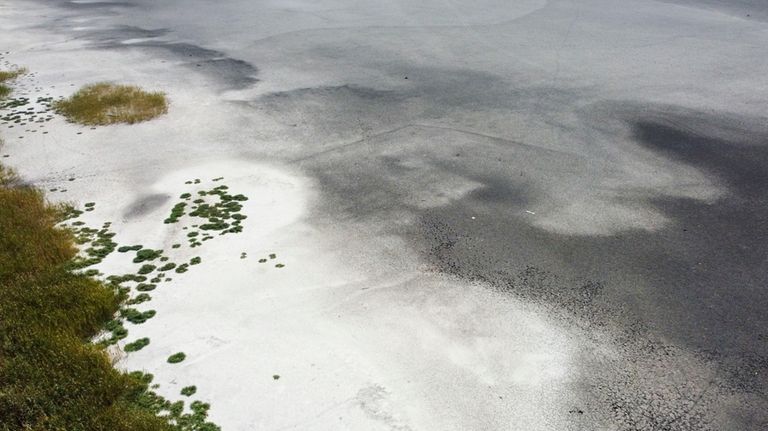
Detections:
167,352,186,364
54,83,168,125
0,68,27,98
124,337,151,352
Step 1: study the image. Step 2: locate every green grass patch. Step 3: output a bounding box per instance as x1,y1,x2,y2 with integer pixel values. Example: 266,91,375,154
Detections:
118,244,143,253
167,352,186,364
127,293,152,305
136,283,157,292
180,386,197,397
137,264,157,275
134,248,162,263
158,262,176,271
0,164,178,430
122,308,156,324
124,337,151,352
53,82,168,125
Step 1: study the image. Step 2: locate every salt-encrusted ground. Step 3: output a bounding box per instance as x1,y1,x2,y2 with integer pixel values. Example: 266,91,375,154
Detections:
1,0,767,429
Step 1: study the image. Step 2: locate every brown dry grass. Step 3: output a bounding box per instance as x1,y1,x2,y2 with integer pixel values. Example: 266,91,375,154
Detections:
54,82,168,125
0,67,27,98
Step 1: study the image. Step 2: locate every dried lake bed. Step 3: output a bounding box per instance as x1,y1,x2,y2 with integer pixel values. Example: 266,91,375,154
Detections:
1,0,767,429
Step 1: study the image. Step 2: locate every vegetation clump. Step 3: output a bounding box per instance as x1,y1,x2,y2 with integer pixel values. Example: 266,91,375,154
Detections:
136,283,157,292
0,164,176,430
124,337,151,352
164,202,186,224
0,67,218,431
134,248,163,263
159,262,177,271
53,83,168,125
118,244,143,253
167,352,186,364
122,308,157,324
180,386,197,397
128,293,152,305
164,181,250,248
138,264,157,274
0,68,26,98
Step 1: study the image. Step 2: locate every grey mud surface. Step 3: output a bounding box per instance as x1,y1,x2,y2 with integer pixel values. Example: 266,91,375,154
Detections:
17,0,768,429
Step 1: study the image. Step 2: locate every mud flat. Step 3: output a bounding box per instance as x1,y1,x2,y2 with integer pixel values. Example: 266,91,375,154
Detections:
2,0,767,429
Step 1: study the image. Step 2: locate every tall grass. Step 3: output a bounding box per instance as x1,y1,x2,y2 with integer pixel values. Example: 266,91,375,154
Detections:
0,68,26,98
54,83,168,125
0,164,174,431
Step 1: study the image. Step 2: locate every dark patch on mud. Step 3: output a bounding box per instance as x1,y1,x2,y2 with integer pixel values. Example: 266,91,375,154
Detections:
96,39,259,90
60,0,136,9
412,106,768,429
41,1,259,91
123,193,170,219
76,25,170,43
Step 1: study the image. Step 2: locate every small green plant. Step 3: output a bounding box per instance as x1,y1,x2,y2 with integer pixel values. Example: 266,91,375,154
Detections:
175,263,189,274
127,293,152,304
180,386,197,396
167,352,186,364
134,248,162,263
124,337,150,352
118,244,143,253
53,82,168,125
122,308,156,324
189,256,201,265
164,202,186,224
137,264,156,275
158,262,176,271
